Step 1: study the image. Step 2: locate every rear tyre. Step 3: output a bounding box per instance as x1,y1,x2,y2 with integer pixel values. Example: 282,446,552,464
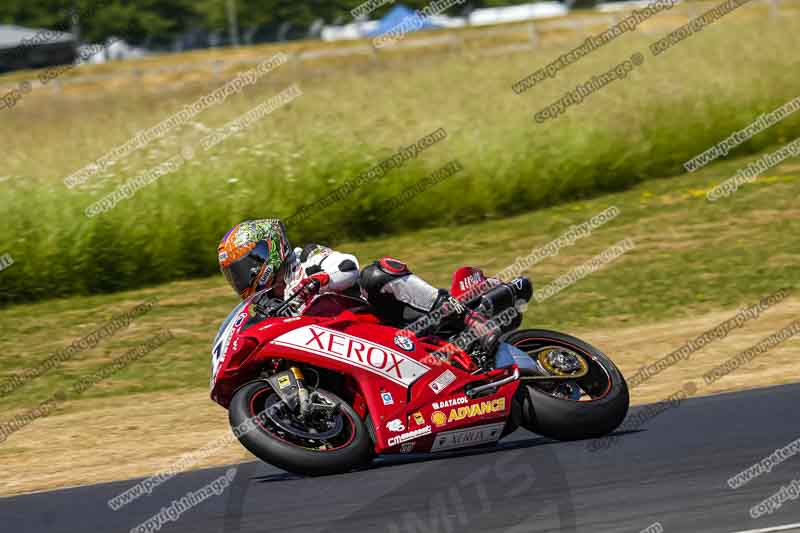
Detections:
229,381,372,475
505,329,629,441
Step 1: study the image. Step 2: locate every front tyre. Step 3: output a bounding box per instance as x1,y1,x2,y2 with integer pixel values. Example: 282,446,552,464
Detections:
505,329,629,441
229,381,372,475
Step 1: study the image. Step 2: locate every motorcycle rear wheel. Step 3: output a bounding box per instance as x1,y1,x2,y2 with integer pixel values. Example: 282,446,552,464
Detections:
505,329,629,441
229,381,373,475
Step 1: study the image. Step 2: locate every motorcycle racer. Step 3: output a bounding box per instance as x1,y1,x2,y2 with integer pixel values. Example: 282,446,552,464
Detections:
217,218,502,355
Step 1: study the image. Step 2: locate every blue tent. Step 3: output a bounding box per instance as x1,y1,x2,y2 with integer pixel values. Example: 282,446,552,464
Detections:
366,5,439,37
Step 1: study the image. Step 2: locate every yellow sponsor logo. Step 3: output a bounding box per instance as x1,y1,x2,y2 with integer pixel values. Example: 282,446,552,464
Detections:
431,411,448,427
413,412,425,425
447,398,506,423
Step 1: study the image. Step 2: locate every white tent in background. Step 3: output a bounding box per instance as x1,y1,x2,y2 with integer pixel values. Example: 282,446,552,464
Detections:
468,2,568,26
596,0,668,11
427,15,467,29
105,38,146,60
81,38,147,64
321,20,379,41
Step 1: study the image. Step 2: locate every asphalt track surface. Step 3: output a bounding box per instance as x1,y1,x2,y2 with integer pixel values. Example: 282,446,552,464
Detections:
3,383,800,533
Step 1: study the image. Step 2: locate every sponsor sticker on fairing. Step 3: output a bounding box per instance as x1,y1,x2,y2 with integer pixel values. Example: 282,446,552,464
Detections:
271,325,430,387
429,369,456,394
413,412,425,425
394,334,415,351
432,396,468,410
430,422,505,452
446,398,506,424
386,419,405,432
381,391,394,405
387,425,432,447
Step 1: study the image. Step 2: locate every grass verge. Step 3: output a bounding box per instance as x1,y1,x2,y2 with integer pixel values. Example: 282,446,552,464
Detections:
2,12,800,303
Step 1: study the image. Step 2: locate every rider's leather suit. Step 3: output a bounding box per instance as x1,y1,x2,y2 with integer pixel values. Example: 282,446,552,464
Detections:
278,247,493,349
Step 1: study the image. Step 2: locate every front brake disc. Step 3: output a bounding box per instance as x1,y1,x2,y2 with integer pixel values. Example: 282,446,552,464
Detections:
262,393,344,440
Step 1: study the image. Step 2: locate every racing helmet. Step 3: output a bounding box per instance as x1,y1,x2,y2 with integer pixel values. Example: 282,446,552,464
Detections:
217,219,292,299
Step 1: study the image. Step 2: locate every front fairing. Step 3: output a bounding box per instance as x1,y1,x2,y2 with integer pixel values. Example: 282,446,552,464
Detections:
209,292,358,406
210,298,251,391
209,293,519,454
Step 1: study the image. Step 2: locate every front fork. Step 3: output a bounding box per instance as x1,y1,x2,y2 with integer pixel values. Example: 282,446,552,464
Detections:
290,367,312,416
267,366,312,416
268,366,339,420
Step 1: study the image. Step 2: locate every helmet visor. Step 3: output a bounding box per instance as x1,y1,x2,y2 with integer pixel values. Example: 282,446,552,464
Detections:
222,241,271,297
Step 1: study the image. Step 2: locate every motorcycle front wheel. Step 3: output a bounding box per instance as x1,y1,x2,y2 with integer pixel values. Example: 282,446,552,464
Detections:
228,381,373,475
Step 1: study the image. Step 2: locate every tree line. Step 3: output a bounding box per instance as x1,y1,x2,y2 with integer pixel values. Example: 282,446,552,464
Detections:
0,0,537,47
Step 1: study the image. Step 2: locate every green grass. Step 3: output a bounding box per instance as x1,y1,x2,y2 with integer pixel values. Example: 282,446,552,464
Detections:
0,145,798,416
2,14,800,304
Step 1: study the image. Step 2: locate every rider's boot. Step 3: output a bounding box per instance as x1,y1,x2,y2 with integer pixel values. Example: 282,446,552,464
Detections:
412,293,502,368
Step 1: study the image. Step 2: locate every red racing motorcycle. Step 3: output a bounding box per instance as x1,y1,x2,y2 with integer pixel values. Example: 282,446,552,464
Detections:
210,267,629,475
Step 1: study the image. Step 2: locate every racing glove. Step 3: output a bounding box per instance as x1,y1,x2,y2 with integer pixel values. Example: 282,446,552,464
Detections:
292,272,331,305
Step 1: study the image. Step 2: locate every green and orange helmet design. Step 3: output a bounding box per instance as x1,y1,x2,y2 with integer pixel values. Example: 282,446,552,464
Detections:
217,219,292,299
